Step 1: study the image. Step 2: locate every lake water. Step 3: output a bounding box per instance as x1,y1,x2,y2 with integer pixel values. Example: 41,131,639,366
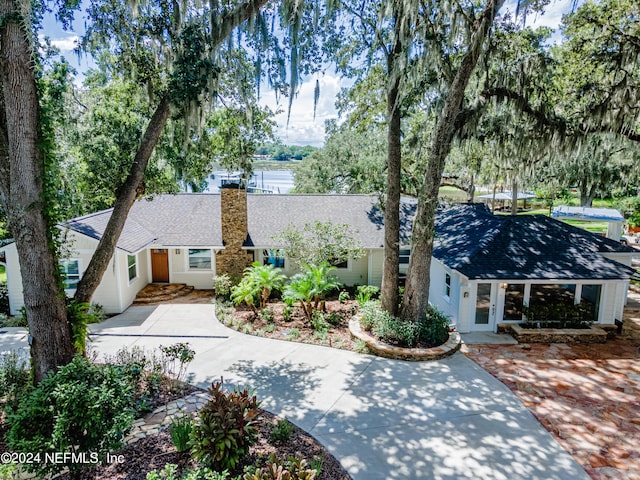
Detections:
206,170,295,194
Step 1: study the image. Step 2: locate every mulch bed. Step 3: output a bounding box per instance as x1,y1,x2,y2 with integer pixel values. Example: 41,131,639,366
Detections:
228,298,360,351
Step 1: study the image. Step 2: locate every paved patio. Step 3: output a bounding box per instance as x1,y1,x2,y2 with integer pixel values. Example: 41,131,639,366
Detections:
464,300,640,480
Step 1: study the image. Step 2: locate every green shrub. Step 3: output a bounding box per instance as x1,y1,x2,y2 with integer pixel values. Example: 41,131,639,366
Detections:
0,350,31,413
326,312,343,326
270,418,294,443
338,290,350,303
420,306,450,346
360,301,450,348
0,283,10,316
231,263,286,312
213,274,233,300
355,285,379,306
283,263,340,321
169,415,193,453
160,342,196,385
310,311,329,332
286,328,300,340
260,308,274,323
146,463,233,480
6,356,136,479
0,313,27,328
282,305,293,322
190,380,261,471
243,454,317,480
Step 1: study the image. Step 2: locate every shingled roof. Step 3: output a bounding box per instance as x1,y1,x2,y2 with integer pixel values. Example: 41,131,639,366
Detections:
433,203,637,280
63,193,416,253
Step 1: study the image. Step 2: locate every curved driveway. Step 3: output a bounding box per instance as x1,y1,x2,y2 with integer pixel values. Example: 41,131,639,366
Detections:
6,303,589,480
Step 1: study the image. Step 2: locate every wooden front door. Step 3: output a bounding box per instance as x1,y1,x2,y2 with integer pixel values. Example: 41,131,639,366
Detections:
151,249,169,282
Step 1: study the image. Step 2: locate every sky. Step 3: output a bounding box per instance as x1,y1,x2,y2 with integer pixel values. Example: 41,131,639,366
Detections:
44,0,582,148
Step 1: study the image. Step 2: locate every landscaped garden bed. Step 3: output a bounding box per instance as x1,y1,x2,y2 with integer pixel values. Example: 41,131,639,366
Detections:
507,323,608,344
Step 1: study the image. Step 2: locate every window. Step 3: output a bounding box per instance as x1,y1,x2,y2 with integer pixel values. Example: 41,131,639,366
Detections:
330,259,349,269
529,284,576,309
444,273,451,298
60,259,80,290
580,284,602,322
399,249,411,265
127,254,137,282
189,249,211,270
263,249,285,268
503,284,525,320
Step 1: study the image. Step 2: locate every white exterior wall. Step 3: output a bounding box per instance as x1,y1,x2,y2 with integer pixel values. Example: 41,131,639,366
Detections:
253,249,371,287
367,249,384,287
428,259,460,328
3,243,24,315
168,248,217,289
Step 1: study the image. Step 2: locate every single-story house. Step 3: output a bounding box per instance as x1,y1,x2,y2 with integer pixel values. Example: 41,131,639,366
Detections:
2,187,637,333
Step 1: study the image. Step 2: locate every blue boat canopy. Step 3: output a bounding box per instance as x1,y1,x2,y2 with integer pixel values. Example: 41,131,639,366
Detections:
551,206,625,222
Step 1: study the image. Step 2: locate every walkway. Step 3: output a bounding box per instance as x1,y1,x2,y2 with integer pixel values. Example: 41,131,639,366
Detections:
1,304,587,480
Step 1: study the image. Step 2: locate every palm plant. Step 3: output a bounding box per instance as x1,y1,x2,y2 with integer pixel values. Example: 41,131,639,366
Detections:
284,262,340,322
230,262,286,312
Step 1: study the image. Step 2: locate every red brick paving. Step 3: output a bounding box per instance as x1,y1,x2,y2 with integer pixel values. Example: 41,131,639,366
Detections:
464,311,640,480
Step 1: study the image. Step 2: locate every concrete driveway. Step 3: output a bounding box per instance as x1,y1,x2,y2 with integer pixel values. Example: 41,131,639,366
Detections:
1,304,588,480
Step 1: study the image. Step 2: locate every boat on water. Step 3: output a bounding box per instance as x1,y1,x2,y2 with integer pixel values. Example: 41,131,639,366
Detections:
211,170,290,194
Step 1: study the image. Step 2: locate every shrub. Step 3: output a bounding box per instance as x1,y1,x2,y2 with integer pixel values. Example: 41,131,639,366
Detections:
310,311,329,332
355,285,379,306
169,415,193,453
260,308,274,323
231,263,286,312
7,356,136,479
0,312,27,328
146,463,232,480
360,301,450,348
338,290,350,303
0,282,9,315
326,312,343,326
243,454,317,480
160,342,196,385
283,263,340,321
420,306,450,346
0,350,31,413
286,328,300,340
282,305,293,322
213,274,233,300
190,379,261,471
270,418,294,443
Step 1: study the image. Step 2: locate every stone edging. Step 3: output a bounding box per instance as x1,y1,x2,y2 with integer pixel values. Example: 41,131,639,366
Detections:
509,323,608,344
124,391,210,444
348,318,461,361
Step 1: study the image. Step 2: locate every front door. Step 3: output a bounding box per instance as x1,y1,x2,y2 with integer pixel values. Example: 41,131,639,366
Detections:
474,283,496,331
151,249,169,283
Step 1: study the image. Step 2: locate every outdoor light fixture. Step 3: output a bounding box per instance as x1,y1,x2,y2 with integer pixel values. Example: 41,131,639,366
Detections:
176,249,181,254
500,283,508,289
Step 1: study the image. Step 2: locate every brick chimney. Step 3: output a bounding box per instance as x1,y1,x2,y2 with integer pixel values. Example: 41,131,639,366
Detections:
216,184,253,281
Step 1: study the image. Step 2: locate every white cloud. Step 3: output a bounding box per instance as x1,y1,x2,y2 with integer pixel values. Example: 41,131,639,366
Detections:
260,74,345,147
48,35,80,52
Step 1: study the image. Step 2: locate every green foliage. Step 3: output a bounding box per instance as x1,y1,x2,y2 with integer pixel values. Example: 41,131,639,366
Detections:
355,285,379,306
283,263,340,322
160,342,196,384
360,301,449,348
0,283,9,316
6,356,136,478
243,454,317,480
0,312,27,328
146,463,233,480
213,274,233,300
338,290,350,303
522,303,594,328
260,308,274,323
0,351,31,414
286,328,300,340
231,263,287,312
275,222,365,268
270,419,294,443
326,312,343,326
169,415,194,453
66,299,98,355
190,380,261,471
282,305,293,322
310,311,329,332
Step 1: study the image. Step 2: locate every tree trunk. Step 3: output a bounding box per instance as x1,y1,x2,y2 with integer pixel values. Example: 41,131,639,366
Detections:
400,0,505,323
579,179,596,207
380,5,404,316
510,178,518,216
74,0,269,304
0,0,75,382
